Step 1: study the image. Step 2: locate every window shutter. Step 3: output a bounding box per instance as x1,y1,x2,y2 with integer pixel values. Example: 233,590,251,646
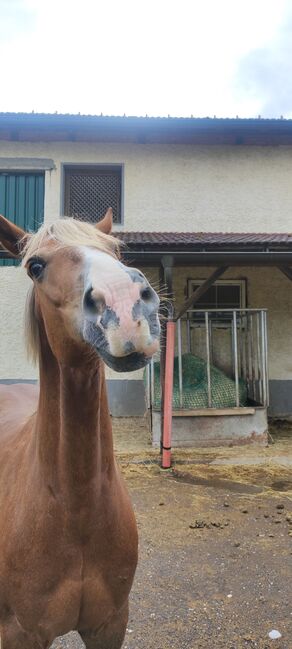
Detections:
0,172,45,266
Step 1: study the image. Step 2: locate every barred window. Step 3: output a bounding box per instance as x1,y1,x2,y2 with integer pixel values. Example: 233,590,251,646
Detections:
64,166,122,224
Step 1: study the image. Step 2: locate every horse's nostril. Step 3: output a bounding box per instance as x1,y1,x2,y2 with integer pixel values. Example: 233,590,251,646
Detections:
84,288,95,312
140,287,152,302
84,288,105,316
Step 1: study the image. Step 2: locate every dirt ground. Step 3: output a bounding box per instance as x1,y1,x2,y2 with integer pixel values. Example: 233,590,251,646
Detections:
51,420,292,649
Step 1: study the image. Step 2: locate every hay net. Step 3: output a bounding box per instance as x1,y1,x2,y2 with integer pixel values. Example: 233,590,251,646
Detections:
148,353,247,410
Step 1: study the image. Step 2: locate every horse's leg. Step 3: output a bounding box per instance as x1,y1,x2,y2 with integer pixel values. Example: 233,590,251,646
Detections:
1,618,43,649
79,601,128,649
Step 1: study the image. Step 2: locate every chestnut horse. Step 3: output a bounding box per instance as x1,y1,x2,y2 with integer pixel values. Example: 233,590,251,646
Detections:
0,210,160,649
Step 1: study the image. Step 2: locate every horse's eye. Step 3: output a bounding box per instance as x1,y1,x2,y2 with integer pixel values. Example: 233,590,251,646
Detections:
28,259,45,279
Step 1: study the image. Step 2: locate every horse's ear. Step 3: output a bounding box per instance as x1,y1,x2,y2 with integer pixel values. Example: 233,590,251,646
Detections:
0,214,28,258
95,208,113,235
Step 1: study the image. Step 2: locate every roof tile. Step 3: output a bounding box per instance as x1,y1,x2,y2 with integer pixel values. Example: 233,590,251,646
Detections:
116,231,292,246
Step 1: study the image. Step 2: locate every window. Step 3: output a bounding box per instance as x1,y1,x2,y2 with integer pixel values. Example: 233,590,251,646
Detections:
64,165,122,224
187,279,246,322
0,172,45,266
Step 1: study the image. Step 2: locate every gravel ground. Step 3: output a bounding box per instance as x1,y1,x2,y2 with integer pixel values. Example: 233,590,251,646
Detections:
50,437,292,649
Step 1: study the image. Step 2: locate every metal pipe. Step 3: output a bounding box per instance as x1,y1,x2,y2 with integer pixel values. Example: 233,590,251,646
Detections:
186,308,267,313
232,311,240,407
177,318,183,408
250,313,256,400
247,313,252,400
239,311,246,383
162,321,176,469
146,363,150,409
186,318,191,353
205,312,212,408
256,311,263,404
264,311,270,407
260,311,267,407
150,357,155,408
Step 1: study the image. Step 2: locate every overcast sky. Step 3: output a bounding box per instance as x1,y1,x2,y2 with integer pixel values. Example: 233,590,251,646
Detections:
0,0,291,118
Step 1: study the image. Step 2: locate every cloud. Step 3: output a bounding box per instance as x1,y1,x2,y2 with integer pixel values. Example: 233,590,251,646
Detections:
235,5,292,117
0,0,36,42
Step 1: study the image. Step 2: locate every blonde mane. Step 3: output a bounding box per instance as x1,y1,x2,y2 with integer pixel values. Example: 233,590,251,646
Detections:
21,217,120,266
22,217,121,363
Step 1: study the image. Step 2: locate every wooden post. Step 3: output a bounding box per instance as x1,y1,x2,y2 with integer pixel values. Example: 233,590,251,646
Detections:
278,266,292,282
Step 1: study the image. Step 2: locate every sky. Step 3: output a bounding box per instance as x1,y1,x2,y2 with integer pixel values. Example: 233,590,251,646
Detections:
0,0,291,118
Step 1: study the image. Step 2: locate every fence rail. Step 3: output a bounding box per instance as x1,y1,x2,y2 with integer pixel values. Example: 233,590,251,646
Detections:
146,308,269,411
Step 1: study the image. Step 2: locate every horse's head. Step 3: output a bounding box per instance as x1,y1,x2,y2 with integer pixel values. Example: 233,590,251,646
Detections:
0,211,160,371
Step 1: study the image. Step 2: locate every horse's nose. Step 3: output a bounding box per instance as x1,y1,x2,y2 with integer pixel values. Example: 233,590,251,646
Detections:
83,287,106,318
140,286,156,304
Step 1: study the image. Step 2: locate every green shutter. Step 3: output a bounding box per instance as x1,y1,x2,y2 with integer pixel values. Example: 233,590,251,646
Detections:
0,172,45,266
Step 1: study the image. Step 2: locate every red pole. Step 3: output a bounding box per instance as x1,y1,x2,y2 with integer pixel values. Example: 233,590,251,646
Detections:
162,320,176,469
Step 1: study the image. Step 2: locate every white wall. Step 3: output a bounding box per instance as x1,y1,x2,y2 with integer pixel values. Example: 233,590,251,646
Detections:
0,140,292,231
1,139,292,381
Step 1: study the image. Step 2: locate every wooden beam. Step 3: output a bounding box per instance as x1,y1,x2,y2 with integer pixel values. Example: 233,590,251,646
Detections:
278,266,292,281
169,407,256,417
175,266,228,321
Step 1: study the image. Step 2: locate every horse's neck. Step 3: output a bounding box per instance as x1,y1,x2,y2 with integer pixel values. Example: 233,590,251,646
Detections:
34,337,114,507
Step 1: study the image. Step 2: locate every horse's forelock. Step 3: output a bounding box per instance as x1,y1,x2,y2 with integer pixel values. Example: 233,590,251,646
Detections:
21,218,121,267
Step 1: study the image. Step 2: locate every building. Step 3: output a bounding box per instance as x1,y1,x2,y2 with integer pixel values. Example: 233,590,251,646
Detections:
1,113,292,444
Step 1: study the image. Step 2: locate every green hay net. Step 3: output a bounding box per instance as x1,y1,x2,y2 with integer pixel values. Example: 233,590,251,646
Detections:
148,353,247,410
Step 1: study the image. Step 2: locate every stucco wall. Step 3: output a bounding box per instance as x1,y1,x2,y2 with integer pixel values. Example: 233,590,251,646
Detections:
1,140,292,388
0,140,292,231
0,268,36,380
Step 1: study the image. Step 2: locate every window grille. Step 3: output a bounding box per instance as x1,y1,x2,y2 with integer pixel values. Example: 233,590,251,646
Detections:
64,166,122,224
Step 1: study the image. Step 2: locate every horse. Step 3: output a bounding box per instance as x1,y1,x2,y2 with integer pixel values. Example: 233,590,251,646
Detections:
0,209,160,649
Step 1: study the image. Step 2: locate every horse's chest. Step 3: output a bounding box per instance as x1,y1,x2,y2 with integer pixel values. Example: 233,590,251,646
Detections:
77,557,135,630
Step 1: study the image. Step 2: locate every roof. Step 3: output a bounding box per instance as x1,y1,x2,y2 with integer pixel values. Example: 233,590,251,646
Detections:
116,231,292,266
117,231,292,249
1,113,292,144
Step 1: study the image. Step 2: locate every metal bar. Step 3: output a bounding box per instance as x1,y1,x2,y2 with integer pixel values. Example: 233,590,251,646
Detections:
186,308,268,313
264,311,270,407
175,266,228,320
247,313,253,401
208,317,213,365
256,311,263,405
250,312,256,400
260,311,267,407
232,311,240,407
205,312,212,408
177,318,183,408
162,321,176,469
150,357,155,408
239,311,246,383
186,318,191,353
146,363,151,409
